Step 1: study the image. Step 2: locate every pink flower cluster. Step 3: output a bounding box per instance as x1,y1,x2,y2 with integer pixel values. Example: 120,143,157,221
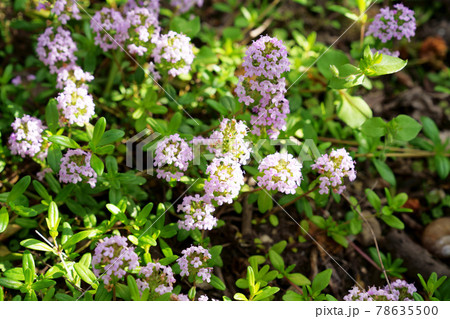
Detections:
91,8,129,52
125,7,160,56
257,152,302,194
36,26,78,74
344,279,417,301
56,82,95,126
235,36,291,139
311,148,356,195
171,0,204,13
204,157,245,205
177,245,212,283
56,64,94,90
367,3,416,43
59,149,97,188
51,0,81,24
177,194,217,231
154,134,193,182
92,235,140,286
8,115,48,161
136,262,176,296
208,118,251,165
151,31,195,77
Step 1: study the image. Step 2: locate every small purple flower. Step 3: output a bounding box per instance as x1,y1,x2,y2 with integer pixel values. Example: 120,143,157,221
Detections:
136,262,176,297
11,76,22,86
177,194,217,231
204,157,244,205
177,245,212,283
344,279,416,301
8,115,48,161
257,152,302,195
92,235,139,286
153,134,193,182
151,31,195,77
171,0,204,13
208,118,251,164
36,26,77,74
367,4,416,43
59,149,97,188
37,168,53,182
124,0,160,17
371,48,400,58
125,7,160,56
51,0,81,24
56,64,94,90
242,35,290,79
91,8,129,52
56,82,95,126
311,148,356,195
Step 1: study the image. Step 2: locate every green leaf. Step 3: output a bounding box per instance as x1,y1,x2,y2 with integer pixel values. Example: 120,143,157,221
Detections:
287,273,311,286
45,99,59,133
170,16,200,38
20,239,53,252
0,278,23,290
0,207,9,233
97,129,125,147
420,116,441,145
31,279,56,290
390,115,422,142
381,214,404,229
47,201,60,232
257,191,273,213
365,189,381,212
253,286,280,301
338,93,372,129
366,54,407,76
361,117,386,137
233,293,248,301
268,250,284,272
373,159,396,186
22,250,35,278
92,117,106,147
7,175,31,203
210,274,226,291
127,275,141,301
32,180,51,202
435,156,450,180
331,233,348,247
312,269,332,294
90,154,104,176
47,144,62,173
168,112,182,134
74,264,98,288
62,230,97,249
146,118,165,134
48,135,80,149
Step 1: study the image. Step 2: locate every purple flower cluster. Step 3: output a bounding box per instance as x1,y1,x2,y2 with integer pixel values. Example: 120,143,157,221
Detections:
92,235,139,286
151,31,195,77
51,0,81,24
208,118,251,165
8,115,49,161
177,194,217,231
36,27,77,74
371,48,400,58
257,152,302,194
91,8,129,52
311,148,356,195
59,149,97,188
56,82,95,127
177,245,212,283
125,0,160,16
204,157,245,205
367,3,416,43
235,36,290,139
136,262,176,296
171,0,204,13
56,64,94,90
344,280,417,301
154,134,193,182
125,7,160,56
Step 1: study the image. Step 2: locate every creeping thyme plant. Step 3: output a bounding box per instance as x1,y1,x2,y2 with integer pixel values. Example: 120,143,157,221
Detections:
0,0,449,302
